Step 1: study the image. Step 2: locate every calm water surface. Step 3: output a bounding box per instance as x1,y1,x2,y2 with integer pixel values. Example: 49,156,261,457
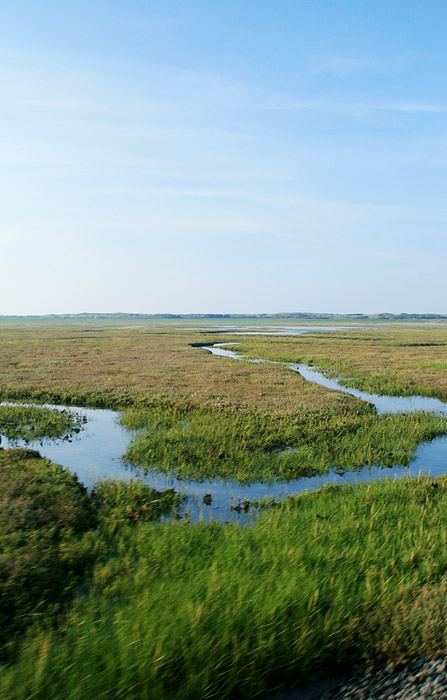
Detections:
188,325,370,336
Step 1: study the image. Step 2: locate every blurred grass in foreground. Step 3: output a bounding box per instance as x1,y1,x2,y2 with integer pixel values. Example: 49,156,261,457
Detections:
2,450,447,698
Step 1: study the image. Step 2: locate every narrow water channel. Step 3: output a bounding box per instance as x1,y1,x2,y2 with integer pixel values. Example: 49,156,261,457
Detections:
207,343,447,415
2,341,447,523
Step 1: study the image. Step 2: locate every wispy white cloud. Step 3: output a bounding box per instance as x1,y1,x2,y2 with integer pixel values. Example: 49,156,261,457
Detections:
0,46,259,117
261,97,447,115
378,102,447,113
3,41,444,138
311,55,384,77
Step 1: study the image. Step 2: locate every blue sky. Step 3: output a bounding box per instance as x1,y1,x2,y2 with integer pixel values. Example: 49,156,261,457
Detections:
2,0,447,314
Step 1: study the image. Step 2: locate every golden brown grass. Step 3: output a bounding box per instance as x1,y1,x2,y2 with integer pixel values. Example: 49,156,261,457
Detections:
235,327,447,400
0,325,358,414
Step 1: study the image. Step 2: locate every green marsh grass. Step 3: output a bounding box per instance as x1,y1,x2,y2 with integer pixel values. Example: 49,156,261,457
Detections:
4,475,447,699
2,323,447,696
1,324,447,480
0,448,182,661
0,449,96,655
122,405,447,482
2,323,447,409
92,479,182,525
0,404,85,442
233,328,447,401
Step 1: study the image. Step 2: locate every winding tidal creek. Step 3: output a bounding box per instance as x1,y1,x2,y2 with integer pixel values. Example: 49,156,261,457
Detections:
3,340,447,523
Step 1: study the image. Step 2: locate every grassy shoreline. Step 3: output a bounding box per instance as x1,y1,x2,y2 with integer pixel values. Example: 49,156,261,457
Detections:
232,329,447,401
121,404,447,482
2,326,447,482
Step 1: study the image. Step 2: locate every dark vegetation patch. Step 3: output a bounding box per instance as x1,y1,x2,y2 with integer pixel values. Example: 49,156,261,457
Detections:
0,449,181,661
0,449,96,656
188,340,228,347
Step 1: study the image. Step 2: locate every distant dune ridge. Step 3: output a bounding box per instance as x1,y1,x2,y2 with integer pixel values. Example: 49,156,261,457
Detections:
1,312,446,321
